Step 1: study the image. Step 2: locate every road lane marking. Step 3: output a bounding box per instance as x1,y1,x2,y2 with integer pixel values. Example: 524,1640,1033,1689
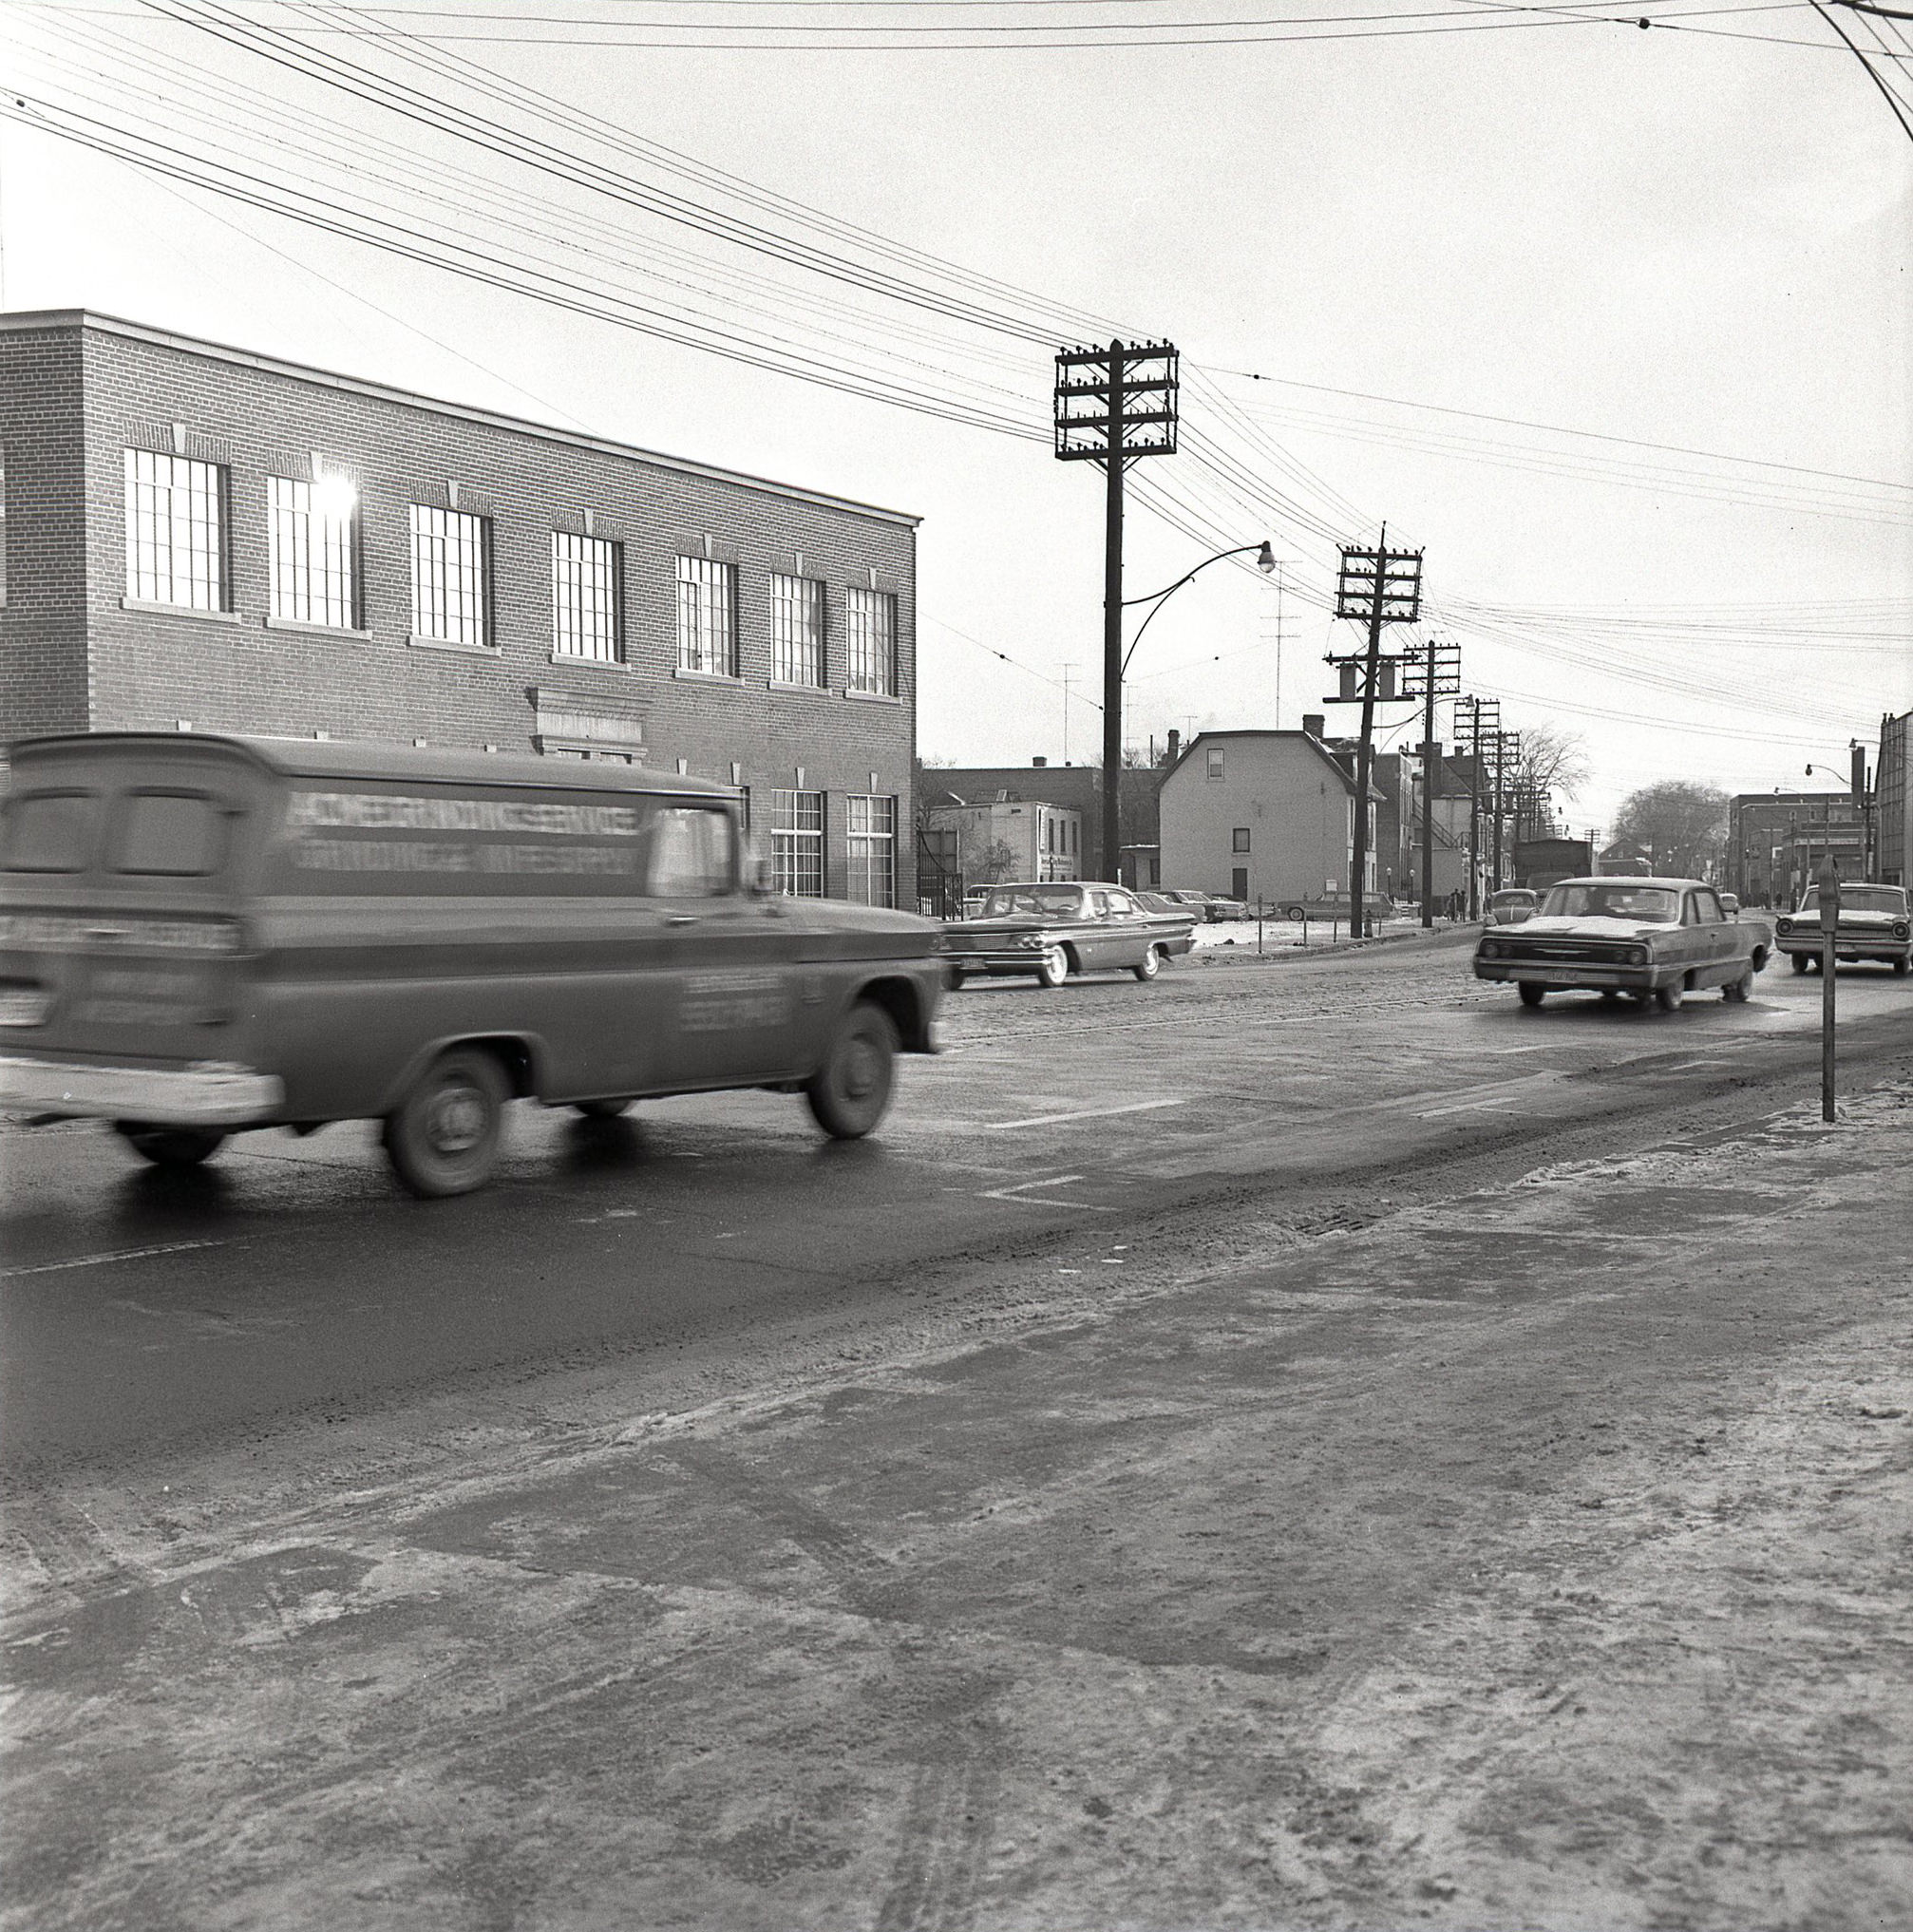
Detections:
0,1239,227,1279
979,1174,1116,1211
1416,1096,1521,1119
975,1097,1192,1131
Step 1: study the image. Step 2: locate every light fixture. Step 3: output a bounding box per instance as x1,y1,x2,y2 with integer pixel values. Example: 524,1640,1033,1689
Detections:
1256,541,1278,574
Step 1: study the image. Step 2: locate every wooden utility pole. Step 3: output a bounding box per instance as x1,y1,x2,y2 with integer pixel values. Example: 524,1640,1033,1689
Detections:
1402,639,1460,928
1054,341,1179,884
1323,534,1424,938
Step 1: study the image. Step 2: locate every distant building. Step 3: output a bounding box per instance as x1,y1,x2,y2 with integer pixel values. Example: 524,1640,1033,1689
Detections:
921,796,1082,887
1878,710,1910,886
1725,791,1860,906
919,757,1160,884
1157,721,1378,906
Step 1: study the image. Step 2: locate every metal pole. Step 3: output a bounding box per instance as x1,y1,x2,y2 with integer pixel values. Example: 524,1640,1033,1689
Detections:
1101,344,1127,888
1822,926,1837,1121
1420,644,1436,930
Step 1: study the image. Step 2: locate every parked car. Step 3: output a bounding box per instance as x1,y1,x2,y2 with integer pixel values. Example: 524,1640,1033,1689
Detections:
941,881,1196,987
1472,876,1771,1010
0,733,947,1194
1152,888,1219,919
1775,881,1911,975
1272,890,1395,923
1718,891,1740,917
1485,888,1542,926
1200,893,1252,921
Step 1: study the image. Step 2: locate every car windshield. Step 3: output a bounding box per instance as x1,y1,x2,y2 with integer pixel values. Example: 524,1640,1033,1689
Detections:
1799,885,1905,915
980,885,1087,919
1542,883,1681,922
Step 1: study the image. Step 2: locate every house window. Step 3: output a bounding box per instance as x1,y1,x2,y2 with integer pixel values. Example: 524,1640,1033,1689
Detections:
409,503,490,648
124,448,228,611
1232,826,1251,853
1206,746,1224,780
845,586,897,696
552,531,622,662
270,474,358,629
770,788,824,898
847,794,897,908
771,573,825,686
677,555,736,675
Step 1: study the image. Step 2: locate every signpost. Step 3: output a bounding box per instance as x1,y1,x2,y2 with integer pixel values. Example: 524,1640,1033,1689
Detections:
1818,860,1840,1123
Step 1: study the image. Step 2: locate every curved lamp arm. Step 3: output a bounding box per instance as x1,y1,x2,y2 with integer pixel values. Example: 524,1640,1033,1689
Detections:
1121,540,1277,676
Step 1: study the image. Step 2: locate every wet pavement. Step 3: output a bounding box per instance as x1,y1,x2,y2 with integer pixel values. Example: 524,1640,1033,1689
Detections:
3,936,1911,1928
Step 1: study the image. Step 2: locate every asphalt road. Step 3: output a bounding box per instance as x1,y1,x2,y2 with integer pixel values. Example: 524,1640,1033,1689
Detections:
4,928,1911,1475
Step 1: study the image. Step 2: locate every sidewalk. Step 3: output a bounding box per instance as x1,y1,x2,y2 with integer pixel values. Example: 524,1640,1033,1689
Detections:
5,1086,1910,1930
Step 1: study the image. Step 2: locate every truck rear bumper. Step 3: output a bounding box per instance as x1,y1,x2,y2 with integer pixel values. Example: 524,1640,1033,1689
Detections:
0,1056,285,1126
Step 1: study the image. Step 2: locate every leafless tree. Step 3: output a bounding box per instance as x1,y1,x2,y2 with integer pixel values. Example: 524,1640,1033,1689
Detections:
1610,781,1730,878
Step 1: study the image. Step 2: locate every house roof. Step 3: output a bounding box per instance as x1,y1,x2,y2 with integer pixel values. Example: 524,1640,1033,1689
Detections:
1163,729,1383,802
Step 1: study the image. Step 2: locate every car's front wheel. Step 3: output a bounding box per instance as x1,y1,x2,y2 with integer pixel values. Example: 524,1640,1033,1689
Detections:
805,1000,899,1139
116,1124,228,1168
1035,944,1070,989
1656,981,1685,1013
384,1047,509,1198
1517,982,1545,1008
1133,944,1163,982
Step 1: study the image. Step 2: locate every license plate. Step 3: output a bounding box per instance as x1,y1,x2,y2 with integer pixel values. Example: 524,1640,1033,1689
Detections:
0,987,54,1028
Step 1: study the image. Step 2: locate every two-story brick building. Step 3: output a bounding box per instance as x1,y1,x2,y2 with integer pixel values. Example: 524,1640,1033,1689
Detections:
0,311,919,905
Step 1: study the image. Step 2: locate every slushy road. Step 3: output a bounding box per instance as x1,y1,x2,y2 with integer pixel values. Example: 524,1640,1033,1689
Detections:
4,928,1909,1473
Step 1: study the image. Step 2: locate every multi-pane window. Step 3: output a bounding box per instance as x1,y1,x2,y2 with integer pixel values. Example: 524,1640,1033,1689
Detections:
409,503,490,648
269,474,358,629
771,573,825,686
1206,745,1225,780
770,788,824,899
847,794,897,908
552,532,622,662
1233,826,1251,853
845,586,897,696
124,448,228,611
677,555,736,675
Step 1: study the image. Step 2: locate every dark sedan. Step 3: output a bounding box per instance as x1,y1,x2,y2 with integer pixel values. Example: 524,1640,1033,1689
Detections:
943,881,1197,987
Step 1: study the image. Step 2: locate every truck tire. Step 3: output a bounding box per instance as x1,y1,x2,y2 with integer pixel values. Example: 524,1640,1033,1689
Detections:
383,1047,509,1198
805,1001,899,1139
573,1098,633,1120
116,1124,227,1168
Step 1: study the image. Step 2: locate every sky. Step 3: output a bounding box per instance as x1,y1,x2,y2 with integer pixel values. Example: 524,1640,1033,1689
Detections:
3,0,1909,835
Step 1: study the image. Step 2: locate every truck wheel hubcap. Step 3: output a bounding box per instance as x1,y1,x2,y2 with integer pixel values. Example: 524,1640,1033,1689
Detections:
428,1085,487,1153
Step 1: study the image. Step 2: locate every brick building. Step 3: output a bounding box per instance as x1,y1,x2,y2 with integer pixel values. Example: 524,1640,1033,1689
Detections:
1724,790,1860,907
0,311,919,905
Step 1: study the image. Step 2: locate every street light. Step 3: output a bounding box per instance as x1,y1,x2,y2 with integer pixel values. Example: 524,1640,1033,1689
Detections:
1121,540,1277,674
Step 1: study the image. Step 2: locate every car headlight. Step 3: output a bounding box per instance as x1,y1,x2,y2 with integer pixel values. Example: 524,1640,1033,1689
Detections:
1895,922,1910,940
1625,945,1647,964
1480,940,1501,959
1012,932,1042,949
1776,918,1791,934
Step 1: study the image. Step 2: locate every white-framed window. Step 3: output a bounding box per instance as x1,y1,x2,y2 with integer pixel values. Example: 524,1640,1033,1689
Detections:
846,793,896,908
269,473,358,629
124,448,228,611
552,531,622,662
1206,745,1225,781
845,586,897,696
677,555,736,675
409,503,490,648
771,573,825,686
770,787,824,898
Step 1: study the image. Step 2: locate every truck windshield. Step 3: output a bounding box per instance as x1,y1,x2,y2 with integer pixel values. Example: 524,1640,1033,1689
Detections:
1543,883,1680,922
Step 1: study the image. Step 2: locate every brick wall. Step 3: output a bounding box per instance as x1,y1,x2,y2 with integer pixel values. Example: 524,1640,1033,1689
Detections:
4,313,919,902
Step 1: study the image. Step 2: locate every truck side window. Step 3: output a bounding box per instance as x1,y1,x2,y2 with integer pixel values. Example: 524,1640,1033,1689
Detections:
1,791,99,872
112,791,228,876
648,805,735,898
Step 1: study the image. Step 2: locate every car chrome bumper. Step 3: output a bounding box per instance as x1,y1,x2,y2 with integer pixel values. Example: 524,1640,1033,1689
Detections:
1473,960,1655,989
947,949,1047,973
1776,937,1909,960
0,1056,285,1125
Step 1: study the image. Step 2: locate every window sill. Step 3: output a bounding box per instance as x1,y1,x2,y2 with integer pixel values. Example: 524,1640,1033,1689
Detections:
121,597,240,625
265,615,371,640
767,678,831,696
843,687,902,706
673,667,743,686
549,651,626,671
407,633,499,657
